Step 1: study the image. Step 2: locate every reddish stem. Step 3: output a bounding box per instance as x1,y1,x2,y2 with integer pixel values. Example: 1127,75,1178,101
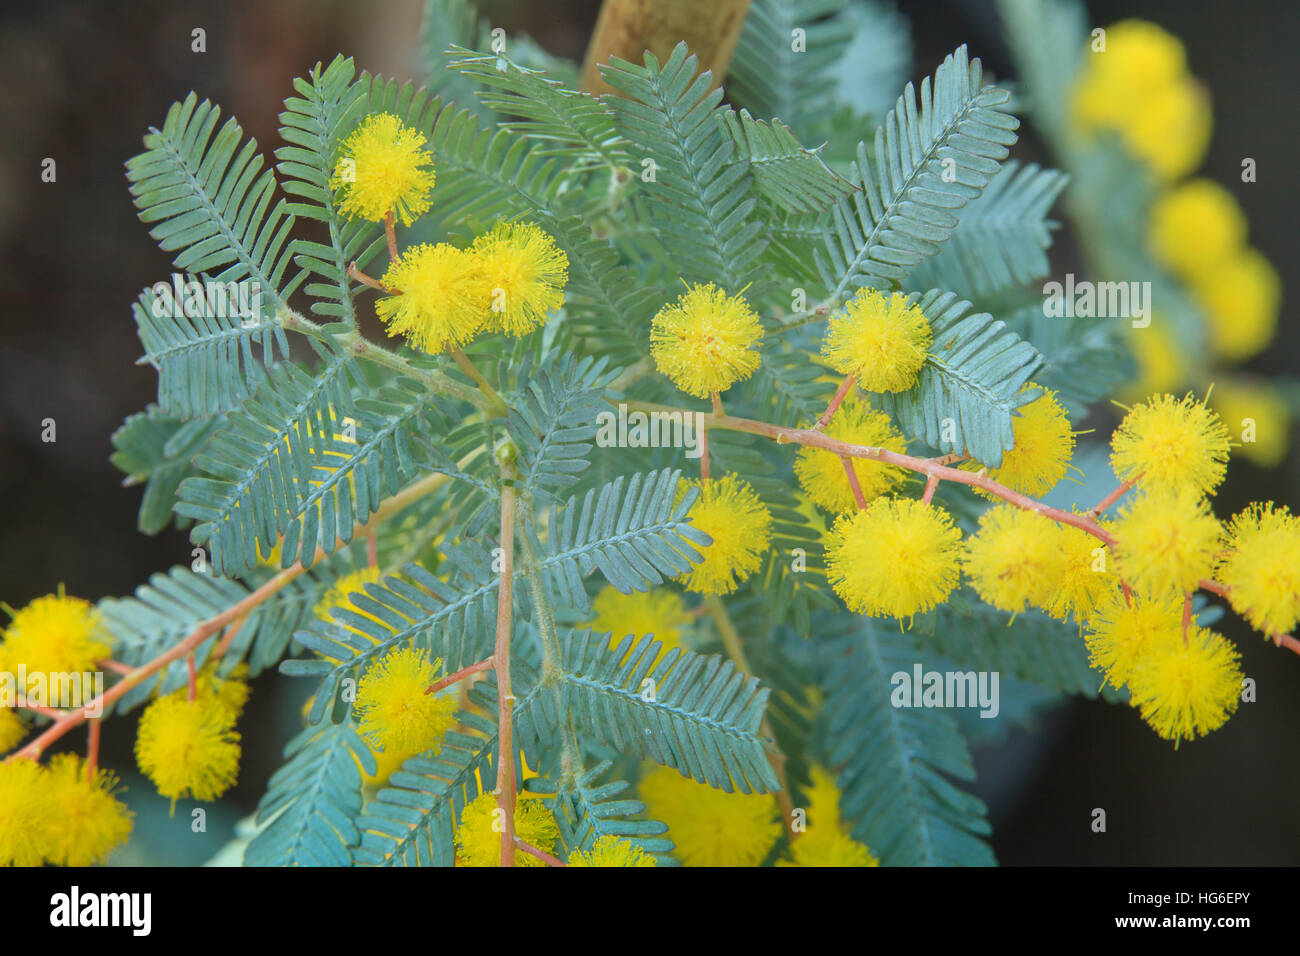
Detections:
515,838,566,867
384,210,399,263
814,374,855,431
348,261,390,293
699,420,710,483
1088,479,1136,518
86,719,101,780
921,473,940,505
495,484,518,867
95,659,133,676
425,657,494,696
841,456,868,510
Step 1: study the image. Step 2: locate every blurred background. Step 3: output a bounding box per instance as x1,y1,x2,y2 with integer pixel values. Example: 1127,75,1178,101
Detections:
0,0,1294,865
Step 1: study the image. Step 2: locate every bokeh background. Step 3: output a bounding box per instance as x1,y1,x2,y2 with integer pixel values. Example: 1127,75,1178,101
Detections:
1,0,1294,865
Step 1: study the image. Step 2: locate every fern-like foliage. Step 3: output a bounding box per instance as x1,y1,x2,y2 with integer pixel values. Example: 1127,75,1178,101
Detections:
176,356,439,576
601,44,766,290
720,109,854,214
540,470,709,614
126,93,304,316
822,626,996,866
276,55,381,326
906,160,1068,299
245,719,372,867
448,48,631,170
875,289,1043,464
558,630,780,793
535,760,676,865
729,0,854,141
110,407,221,534
815,45,1018,301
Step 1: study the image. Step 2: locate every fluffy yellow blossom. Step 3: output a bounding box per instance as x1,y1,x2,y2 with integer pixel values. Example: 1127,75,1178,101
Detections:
354,647,458,756
0,758,56,866
567,834,658,867
794,398,907,513
1083,589,1183,689
1210,380,1289,469
964,386,1074,497
1070,20,1210,180
376,243,488,353
136,687,241,805
638,765,781,867
1217,503,1300,636
1192,247,1281,362
330,113,436,225
2,591,111,676
778,764,878,867
471,221,568,336
650,283,763,398
1127,626,1242,745
588,585,690,655
1110,392,1230,495
963,506,1062,615
0,707,26,753
193,663,251,721
1112,487,1221,597
454,791,560,867
1148,179,1247,278
822,289,931,393
826,498,963,620
1039,521,1115,624
676,475,773,595
41,754,133,867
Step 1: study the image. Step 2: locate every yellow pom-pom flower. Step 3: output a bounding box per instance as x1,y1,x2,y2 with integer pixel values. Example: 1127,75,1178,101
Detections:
471,221,568,336
778,764,878,867
0,707,26,753
1192,247,1281,362
330,113,436,226
1127,626,1243,745
354,647,458,756
794,398,907,513
676,475,773,596
41,753,133,867
193,663,251,721
588,585,691,655
825,498,963,621
376,243,488,353
650,283,763,398
964,386,1074,497
567,834,658,867
1210,380,1288,469
1112,487,1221,597
1070,20,1210,180
1121,320,1188,404
1218,503,1300,636
1110,392,1231,495
638,765,781,867
136,687,241,806
1083,589,1183,690
822,289,931,393
1148,179,1247,278
962,506,1062,615
2,591,111,676
1039,521,1115,624
314,566,384,631
0,758,56,866
454,791,560,867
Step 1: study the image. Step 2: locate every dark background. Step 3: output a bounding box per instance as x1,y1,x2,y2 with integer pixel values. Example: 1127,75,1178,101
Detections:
0,0,1294,865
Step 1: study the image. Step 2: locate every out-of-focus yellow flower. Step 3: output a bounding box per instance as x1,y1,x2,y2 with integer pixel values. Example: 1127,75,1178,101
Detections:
1210,380,1289,468
1148,179,1247,278
1192,247,1281,362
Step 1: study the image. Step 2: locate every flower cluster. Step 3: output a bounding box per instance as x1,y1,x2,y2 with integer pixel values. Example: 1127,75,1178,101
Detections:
0,755,133,867
332,113,568,355
1070,19,1210,180
637,764,782,867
